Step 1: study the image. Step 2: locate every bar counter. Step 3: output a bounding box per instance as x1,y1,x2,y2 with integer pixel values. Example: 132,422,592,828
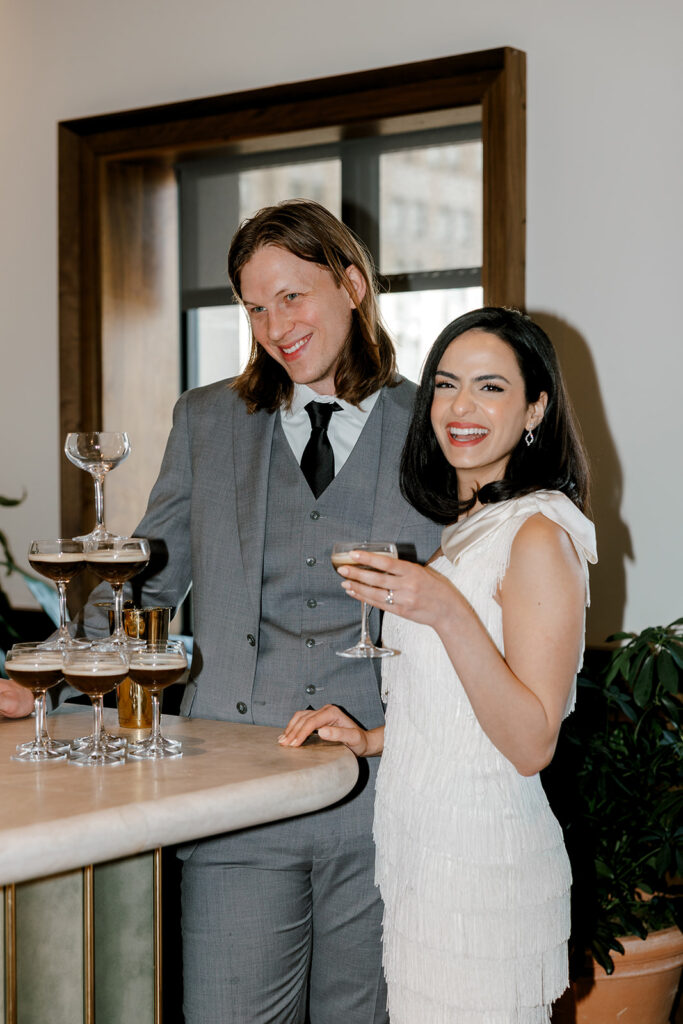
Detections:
0,708,358,886
0,709,358,1024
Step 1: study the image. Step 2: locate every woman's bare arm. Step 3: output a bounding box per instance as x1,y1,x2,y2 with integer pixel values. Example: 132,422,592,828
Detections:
336,515,585,776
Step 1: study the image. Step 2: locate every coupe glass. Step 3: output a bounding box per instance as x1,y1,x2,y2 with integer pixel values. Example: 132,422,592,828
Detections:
127,641,188,760
331,541,398,658
85,537,151,644
62,646,129,766
64,431,130,542
28,539,86,648
11,642,71,757
4,644,67,761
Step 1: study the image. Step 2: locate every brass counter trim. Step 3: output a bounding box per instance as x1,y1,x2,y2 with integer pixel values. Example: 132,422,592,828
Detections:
83,866,94,1024
4,885,16,1024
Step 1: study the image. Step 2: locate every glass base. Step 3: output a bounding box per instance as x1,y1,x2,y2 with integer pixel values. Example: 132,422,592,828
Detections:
11,745,67,762
336,644,397,659
68,748,126,766
48,635,92,650
17,736,69,755
74,527,122,545
72,731,127,753
128,735,182,760
104,634,146,650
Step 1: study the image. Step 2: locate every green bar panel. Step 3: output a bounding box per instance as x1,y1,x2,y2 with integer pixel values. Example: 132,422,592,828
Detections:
94,853,154,1024
16,871,84,1024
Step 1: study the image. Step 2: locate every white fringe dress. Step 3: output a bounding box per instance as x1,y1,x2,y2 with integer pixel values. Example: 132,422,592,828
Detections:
374,491,597,1024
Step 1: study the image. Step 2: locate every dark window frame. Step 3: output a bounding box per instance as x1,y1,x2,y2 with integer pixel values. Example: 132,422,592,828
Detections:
59,47,526,540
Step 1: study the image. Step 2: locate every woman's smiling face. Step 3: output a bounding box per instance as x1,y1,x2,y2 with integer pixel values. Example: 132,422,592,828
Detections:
430,329,547,500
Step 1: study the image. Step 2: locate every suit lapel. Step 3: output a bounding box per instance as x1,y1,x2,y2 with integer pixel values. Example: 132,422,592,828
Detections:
233,402,277,615
370,383,415,541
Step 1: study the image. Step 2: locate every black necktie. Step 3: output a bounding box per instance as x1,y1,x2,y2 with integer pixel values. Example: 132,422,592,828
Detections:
300,401,341,498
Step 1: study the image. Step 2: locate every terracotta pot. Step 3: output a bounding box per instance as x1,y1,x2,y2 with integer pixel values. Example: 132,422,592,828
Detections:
552,926,683,1024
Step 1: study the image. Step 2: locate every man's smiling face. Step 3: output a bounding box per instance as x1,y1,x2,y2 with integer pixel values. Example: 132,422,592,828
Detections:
240,245,366,396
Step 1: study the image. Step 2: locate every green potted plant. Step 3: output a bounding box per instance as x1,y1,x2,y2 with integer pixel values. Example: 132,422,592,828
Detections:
546,620,683,1022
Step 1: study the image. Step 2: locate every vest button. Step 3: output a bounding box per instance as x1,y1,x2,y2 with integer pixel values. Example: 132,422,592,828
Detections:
306,557,316,567
310,510,320,520
305,685,316,695
305,638,315,648
247,634,256,646
236,702,248,715
307,598,317,609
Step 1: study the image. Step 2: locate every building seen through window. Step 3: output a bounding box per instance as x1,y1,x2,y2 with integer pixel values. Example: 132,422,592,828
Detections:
179,125,483,390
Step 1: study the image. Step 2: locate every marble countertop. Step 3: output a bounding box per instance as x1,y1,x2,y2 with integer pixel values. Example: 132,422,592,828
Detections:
0,709,358,885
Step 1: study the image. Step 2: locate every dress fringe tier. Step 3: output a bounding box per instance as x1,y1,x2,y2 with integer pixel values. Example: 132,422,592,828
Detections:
374,492,597,1023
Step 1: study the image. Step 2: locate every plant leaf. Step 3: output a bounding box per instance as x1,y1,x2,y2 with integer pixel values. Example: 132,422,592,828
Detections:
630,659,655,708
667,641,683,672
633,655,655,707
0,493,25,508
657,650,680,694
605,647,633,686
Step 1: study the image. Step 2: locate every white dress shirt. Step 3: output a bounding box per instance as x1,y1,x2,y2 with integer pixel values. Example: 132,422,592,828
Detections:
280,383,380,475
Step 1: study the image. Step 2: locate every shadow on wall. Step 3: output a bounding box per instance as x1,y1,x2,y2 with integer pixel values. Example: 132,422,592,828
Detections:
529,311,632,644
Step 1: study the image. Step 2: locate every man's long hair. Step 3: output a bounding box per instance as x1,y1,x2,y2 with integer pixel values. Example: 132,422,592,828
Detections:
227,200,397,412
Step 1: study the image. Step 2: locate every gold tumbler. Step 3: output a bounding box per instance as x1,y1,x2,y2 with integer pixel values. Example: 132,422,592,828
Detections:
113,606,171,728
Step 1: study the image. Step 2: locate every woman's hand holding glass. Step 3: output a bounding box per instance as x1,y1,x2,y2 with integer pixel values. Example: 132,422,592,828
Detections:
335,549,455,633
331,541,398,658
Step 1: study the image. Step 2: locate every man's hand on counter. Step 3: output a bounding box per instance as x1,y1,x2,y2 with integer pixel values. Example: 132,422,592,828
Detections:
0,678,34,718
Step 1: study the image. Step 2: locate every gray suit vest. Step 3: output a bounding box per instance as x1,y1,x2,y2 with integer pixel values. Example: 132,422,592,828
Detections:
252,399,386,729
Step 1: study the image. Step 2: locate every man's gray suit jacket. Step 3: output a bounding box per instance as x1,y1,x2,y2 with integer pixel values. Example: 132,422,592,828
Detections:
86,377,440,730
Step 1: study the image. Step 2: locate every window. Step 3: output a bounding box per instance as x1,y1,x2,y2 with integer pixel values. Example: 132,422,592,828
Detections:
179,123,483,390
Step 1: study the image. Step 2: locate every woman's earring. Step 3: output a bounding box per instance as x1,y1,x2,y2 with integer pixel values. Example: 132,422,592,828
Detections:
524,427,535,447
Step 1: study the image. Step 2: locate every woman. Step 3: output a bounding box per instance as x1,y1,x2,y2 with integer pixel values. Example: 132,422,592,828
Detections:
280,307,597,1023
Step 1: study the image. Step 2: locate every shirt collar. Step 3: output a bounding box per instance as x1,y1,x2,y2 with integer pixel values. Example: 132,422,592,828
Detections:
283,383,380,422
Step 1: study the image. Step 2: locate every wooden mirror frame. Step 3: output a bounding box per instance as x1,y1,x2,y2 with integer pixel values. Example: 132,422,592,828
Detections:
58,46,525,538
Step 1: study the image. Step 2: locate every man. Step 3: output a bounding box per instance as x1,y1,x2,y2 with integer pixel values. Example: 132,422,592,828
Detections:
3,200,440,1022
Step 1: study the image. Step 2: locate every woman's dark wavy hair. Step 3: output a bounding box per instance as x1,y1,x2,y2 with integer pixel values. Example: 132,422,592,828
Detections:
401,307,590,524
227,199,397,412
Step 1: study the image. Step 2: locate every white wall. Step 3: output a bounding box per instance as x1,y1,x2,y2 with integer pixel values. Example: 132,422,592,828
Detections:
1,0,681,643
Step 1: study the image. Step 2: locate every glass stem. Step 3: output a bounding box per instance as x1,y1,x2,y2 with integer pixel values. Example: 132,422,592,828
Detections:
92,472,105,532
151,694,161,746
112,583,124,639
359,602,371,646
34,693,48,749
39,694,50,740
92,696,104,753
57,581,70,640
